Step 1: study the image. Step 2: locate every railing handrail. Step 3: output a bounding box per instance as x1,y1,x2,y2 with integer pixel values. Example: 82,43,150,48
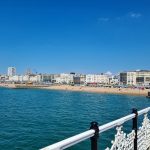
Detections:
40,107,150,150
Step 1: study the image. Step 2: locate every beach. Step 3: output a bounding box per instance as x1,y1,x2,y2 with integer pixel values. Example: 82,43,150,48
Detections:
42,85,149,96
0,83,149,96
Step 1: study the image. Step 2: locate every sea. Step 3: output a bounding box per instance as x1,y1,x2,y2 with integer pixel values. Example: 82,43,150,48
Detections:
0,87,149,150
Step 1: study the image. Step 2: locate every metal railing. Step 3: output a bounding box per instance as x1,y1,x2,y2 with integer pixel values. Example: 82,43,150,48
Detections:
40,107,150,150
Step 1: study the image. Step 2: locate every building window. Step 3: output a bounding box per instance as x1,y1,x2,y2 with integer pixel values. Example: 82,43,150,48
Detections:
136,77,144,83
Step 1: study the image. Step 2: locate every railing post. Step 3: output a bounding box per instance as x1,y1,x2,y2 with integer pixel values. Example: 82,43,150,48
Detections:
90,122,99,150
132,108,138,150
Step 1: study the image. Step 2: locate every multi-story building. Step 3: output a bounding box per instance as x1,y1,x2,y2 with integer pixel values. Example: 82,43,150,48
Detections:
120,72,127,85
85,74,110,85
55,73,74,84
54,73,86,85
120,70,150,86
73,76,80,85
8,74,56,83
79,74,86,85
0,75,8,83
39,74,55,83
8,67,16,76
9,75,23,82
109,75,119,85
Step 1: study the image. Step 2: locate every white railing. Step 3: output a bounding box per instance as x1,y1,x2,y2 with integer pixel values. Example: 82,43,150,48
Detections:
40,107,150,150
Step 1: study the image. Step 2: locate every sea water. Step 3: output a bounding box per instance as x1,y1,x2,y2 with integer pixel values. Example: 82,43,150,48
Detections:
0,87,149,150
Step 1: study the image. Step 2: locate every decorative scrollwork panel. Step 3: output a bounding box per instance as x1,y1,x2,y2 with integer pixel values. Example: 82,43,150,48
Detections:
105,113,150,150
137,114,150,150
105,126,135,150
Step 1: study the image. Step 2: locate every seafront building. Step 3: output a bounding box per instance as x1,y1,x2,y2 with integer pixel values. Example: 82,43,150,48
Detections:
54,73,86,85
0,75,7,83
74,74,86,85
7,67,16,76
0,75,9,83
85,74,110,85
55,73,75,84
109,75,119,85
79,74,86,84
8,74,55,83
2,67,150,87
120,70,150,86
8,75,40,83
6,72,112,85
38,74,56,83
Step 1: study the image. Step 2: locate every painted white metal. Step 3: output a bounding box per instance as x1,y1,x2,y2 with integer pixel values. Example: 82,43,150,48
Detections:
106,112,150,150
138,114,150,150
41,129,95,150
40,107,150,150
138,107,150,116
105,126,135,150
99,107,150,134
99,113,135,133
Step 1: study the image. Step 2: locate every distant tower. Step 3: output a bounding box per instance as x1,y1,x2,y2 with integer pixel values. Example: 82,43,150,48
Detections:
8,67,16,76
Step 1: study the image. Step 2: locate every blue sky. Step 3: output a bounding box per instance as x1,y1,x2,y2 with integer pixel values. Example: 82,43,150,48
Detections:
0,0,150,74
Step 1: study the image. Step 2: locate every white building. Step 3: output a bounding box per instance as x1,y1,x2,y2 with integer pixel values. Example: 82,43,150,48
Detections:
8,67,16,76
40,74,56,83
85,74,110,84
0,75,8,82
8,74,58,83
109,76,119,85
55,73,74,84
9,75,22,82
127,71,137,85
8,75,41,83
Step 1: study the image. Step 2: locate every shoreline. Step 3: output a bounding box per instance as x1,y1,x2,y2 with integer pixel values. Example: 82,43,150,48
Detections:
41,85,149,96
0,83,149,96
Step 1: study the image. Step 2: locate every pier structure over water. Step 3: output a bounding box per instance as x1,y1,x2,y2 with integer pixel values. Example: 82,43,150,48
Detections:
41,107,150,150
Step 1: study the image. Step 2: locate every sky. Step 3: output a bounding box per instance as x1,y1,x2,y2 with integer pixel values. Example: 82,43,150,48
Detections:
0,0,150,74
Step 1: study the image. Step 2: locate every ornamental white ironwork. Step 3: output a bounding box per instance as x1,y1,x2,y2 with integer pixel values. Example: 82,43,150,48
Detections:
40,107,150,150
137,114,150,150
105,113,150,150
105,126,135,150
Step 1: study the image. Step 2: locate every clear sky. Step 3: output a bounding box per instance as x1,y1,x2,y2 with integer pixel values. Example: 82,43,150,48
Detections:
0,0,150,74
